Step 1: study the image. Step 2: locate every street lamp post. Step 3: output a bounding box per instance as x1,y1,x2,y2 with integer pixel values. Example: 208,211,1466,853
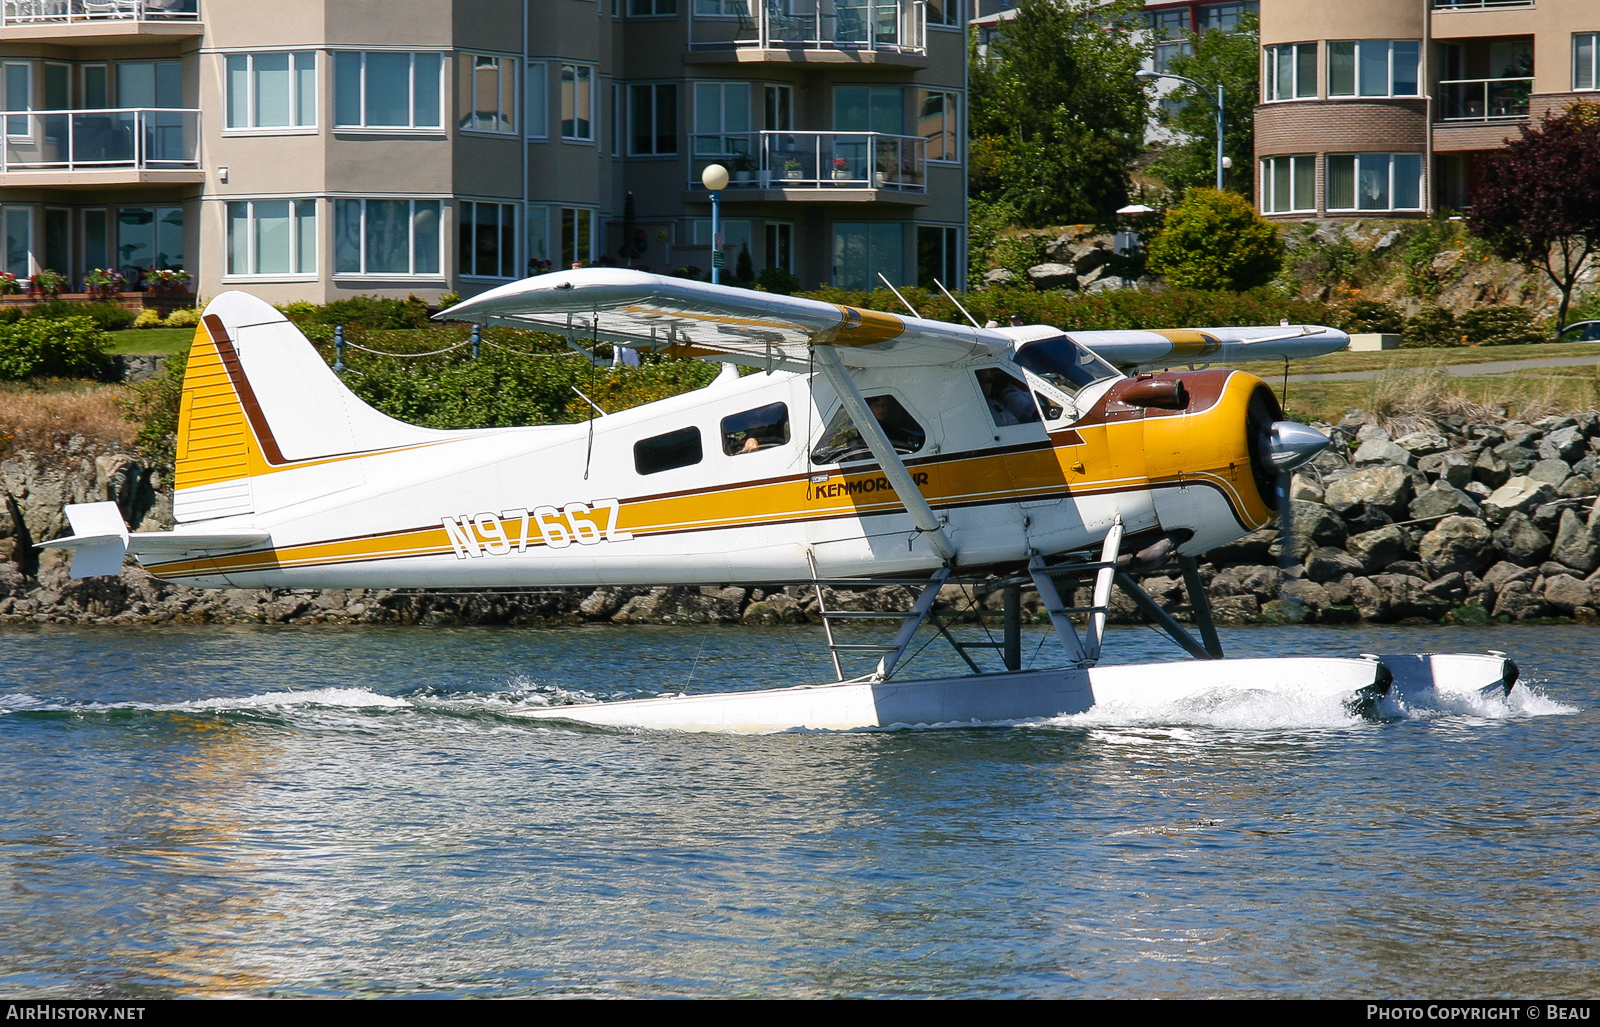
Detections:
702,163,729,284
1137,70,1225,191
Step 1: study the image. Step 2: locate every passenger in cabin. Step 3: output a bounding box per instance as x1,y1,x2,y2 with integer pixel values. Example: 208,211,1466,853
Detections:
977,368,1040,426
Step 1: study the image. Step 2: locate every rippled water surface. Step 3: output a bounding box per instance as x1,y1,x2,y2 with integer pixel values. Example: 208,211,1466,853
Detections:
0,622,1595,998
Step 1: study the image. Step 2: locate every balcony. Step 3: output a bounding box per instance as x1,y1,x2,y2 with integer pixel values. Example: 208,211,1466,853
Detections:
686,0,927,67
1438,77,1532,121
0,108,203,187
687,131,928,203
1432,0,1532,9
1,1,200,44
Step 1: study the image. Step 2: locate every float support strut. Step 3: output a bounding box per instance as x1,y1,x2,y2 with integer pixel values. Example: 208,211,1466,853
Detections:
1178,555,1224,659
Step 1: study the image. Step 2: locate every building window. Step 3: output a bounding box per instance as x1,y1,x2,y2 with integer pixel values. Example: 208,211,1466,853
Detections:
226,53,316,130
526,62,549,139
1328,40,1420,98
334,52,444,129
1148,8,1192,74
116,61,183,108
1260,155,1315,213
694,0,748,16
628,0,676,15
630,83,677,155
1198,2,1256,32
764,84,792,131
917,90,958,163
917,225,959,288
459,54,516,134
459,200,518,279
833,222,904,289
561,64,594,140
560,207,596,266
118,206,183,275
1576,33,1599,91
1264,43,1317,101
527,206,551,273
3,63,30,137
765,222,792,273
227,199,316,277
334,199,442,275
834,85,904,133
924,0,962,28
1326,153,1423,212
693,81,749,156
4,207,30,277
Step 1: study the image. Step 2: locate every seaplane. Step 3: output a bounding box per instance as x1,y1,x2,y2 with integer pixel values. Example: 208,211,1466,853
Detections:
42,269,1519,732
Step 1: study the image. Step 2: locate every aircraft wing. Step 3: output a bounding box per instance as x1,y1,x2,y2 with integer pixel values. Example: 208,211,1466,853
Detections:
440,269,1013,370
1056,325,1350,372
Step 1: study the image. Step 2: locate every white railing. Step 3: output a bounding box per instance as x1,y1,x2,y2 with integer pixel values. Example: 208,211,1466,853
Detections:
1438,77,1532,121
689,130,927,191
688,0,925,55
1432,0,1532,10
1,0,197,24
0,108,200,171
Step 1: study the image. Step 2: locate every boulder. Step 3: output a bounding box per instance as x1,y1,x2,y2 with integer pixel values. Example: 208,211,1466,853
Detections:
1550,507,1600,575
1559,474,1596,499
1409,480,1481,521
1374,573,1453,621
1482,560,1538,591
1419,516,1495,578
1276,501,1347,560
1492,579,1547,620
1544,574,1595,613
1527,458,1574,488
1481,476,1557,526
1025,262,1077,290
1353,439,1414,467
1417,451,1474,488
1492,511,1552,566
1346,524,1413,573
980,268,1015,287
1539,425,1588,463
1323,465,1413,517
1473,450,1511,489
1355,424,1391,443
1288,473,1324,504
1207,528,1276,566
1394,431,1450,456
1304,546,1364,583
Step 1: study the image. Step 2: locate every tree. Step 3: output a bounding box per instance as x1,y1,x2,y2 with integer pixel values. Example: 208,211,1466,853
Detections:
1469,103,1600,331
1146,188,1282,291
968,0,1149,227
1146,13,1260,200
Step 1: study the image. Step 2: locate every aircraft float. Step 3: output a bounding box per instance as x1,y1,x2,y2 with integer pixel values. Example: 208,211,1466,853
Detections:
43,269,1518,731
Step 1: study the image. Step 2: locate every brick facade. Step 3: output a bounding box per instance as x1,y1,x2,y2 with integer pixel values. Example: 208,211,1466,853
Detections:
1256,100,1426,156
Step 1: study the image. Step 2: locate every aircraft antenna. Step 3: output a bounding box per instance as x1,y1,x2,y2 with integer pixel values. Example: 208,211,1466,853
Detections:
876,273,920,318
932,279,982,329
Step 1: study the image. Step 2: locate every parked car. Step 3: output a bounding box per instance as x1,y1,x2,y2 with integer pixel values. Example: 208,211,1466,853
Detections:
1560,320,1600,342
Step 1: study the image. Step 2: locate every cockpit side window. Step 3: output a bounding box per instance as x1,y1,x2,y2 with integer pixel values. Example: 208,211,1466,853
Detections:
1013,334,1119,395
634,426,703,475
809,394,926,465
722,402,791,456
975,367,1041,427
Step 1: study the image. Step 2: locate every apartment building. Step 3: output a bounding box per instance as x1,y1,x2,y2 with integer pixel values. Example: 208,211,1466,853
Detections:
0,0,969,304
1256,0,1600,220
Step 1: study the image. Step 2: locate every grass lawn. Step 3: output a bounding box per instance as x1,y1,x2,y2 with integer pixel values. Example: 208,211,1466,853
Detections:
1288,340,1600,376
104,327,195,356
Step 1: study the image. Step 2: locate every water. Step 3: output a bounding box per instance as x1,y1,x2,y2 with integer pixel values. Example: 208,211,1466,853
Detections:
0,621,1595,998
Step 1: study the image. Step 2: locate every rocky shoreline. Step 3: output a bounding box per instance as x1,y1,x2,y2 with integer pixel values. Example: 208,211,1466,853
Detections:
4,407,1600,629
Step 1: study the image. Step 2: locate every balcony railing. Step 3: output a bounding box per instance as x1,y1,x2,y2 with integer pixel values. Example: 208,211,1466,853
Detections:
0,108,200,171
1432,0,1532,10
690,130,927,191
1,0,197,24
688,0,925,55
1438,77,1532,121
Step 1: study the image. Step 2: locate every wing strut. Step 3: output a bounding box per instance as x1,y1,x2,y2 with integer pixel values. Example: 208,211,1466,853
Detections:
810,343,956,563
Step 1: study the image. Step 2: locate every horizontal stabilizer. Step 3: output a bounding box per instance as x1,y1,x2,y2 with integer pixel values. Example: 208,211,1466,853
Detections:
39,502,268,579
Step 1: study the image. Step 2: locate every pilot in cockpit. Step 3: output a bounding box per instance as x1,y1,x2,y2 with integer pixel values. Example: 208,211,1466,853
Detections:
977,368,1040,427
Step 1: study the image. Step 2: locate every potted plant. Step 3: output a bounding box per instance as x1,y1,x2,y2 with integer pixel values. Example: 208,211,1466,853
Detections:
782,158,804,180
730,151,755,184
84,267,124,300
28,269,66,299
145,268,192,294
831,156,851,181
0,271,19,296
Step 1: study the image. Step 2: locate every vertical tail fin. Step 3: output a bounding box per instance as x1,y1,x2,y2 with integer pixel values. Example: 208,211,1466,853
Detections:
174,292,447,523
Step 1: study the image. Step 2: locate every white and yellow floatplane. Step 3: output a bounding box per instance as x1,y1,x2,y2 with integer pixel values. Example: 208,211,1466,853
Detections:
42,270,1517,731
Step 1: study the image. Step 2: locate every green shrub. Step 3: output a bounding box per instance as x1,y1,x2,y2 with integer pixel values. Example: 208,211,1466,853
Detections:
164,308,201,328
24,300,136,331
990,233,1054,281
0,306,22,325
285,294,432,330
757,266,800,295
1336,300,1406,335
0,316,112,380
133,308,165,329
1458,305,1548,346
1147,189,1283,292
1402,306,1462,348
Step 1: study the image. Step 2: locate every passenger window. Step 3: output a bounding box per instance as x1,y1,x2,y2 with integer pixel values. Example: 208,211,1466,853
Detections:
722,402,790,456
975,368,1041,426
634,426,702,475
1035,391,1063,420
810,394,926,465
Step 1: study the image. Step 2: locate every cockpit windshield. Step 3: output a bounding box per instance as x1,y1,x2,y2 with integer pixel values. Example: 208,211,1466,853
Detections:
1013,334,1120,394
